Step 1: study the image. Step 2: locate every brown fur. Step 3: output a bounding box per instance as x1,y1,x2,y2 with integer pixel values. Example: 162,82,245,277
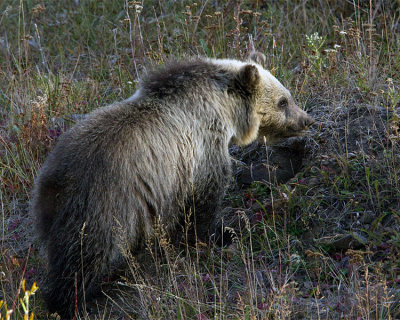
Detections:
32,53,313,318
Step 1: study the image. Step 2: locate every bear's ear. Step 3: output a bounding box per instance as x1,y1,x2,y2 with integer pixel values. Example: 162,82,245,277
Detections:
248,51,266,67
239,64,260,92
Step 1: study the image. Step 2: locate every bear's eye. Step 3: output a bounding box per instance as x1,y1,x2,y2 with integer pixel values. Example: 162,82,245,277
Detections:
278,98,288,109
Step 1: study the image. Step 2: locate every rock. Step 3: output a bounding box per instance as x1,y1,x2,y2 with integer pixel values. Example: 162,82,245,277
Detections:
359,211,375,224
315,232,367,250
308,178,320,186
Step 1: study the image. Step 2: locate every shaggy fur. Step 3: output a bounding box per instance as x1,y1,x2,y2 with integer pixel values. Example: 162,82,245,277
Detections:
32,53,313,318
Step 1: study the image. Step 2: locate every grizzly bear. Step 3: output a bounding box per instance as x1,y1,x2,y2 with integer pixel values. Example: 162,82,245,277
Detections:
32,52,313,318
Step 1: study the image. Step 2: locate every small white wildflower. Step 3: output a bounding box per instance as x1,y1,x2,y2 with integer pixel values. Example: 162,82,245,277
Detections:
290,253,301,264
334,44,341,49
127,81,133,85
339,30,347,35
135,4,143,14
306,32,323,43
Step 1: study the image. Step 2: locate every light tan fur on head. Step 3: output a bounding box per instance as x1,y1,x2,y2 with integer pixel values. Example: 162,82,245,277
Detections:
213,52,314,145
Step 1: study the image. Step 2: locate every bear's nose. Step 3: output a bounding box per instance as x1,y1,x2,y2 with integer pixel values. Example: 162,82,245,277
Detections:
303,116,315,128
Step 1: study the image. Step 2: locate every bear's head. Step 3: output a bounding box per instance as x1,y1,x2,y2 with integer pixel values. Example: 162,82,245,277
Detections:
234,52,314,145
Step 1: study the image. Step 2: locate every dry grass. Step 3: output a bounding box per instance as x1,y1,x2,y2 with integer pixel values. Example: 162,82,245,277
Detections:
1,0,399,319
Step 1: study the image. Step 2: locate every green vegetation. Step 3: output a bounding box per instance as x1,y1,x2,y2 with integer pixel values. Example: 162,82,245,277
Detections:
1,0,399,318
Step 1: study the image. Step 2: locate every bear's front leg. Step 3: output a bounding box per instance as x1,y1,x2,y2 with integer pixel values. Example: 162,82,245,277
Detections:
185,165,231,243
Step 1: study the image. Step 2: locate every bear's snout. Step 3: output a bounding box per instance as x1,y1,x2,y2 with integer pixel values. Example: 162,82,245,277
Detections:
280,107,314,138
289,106,314,132
301,114,315,129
